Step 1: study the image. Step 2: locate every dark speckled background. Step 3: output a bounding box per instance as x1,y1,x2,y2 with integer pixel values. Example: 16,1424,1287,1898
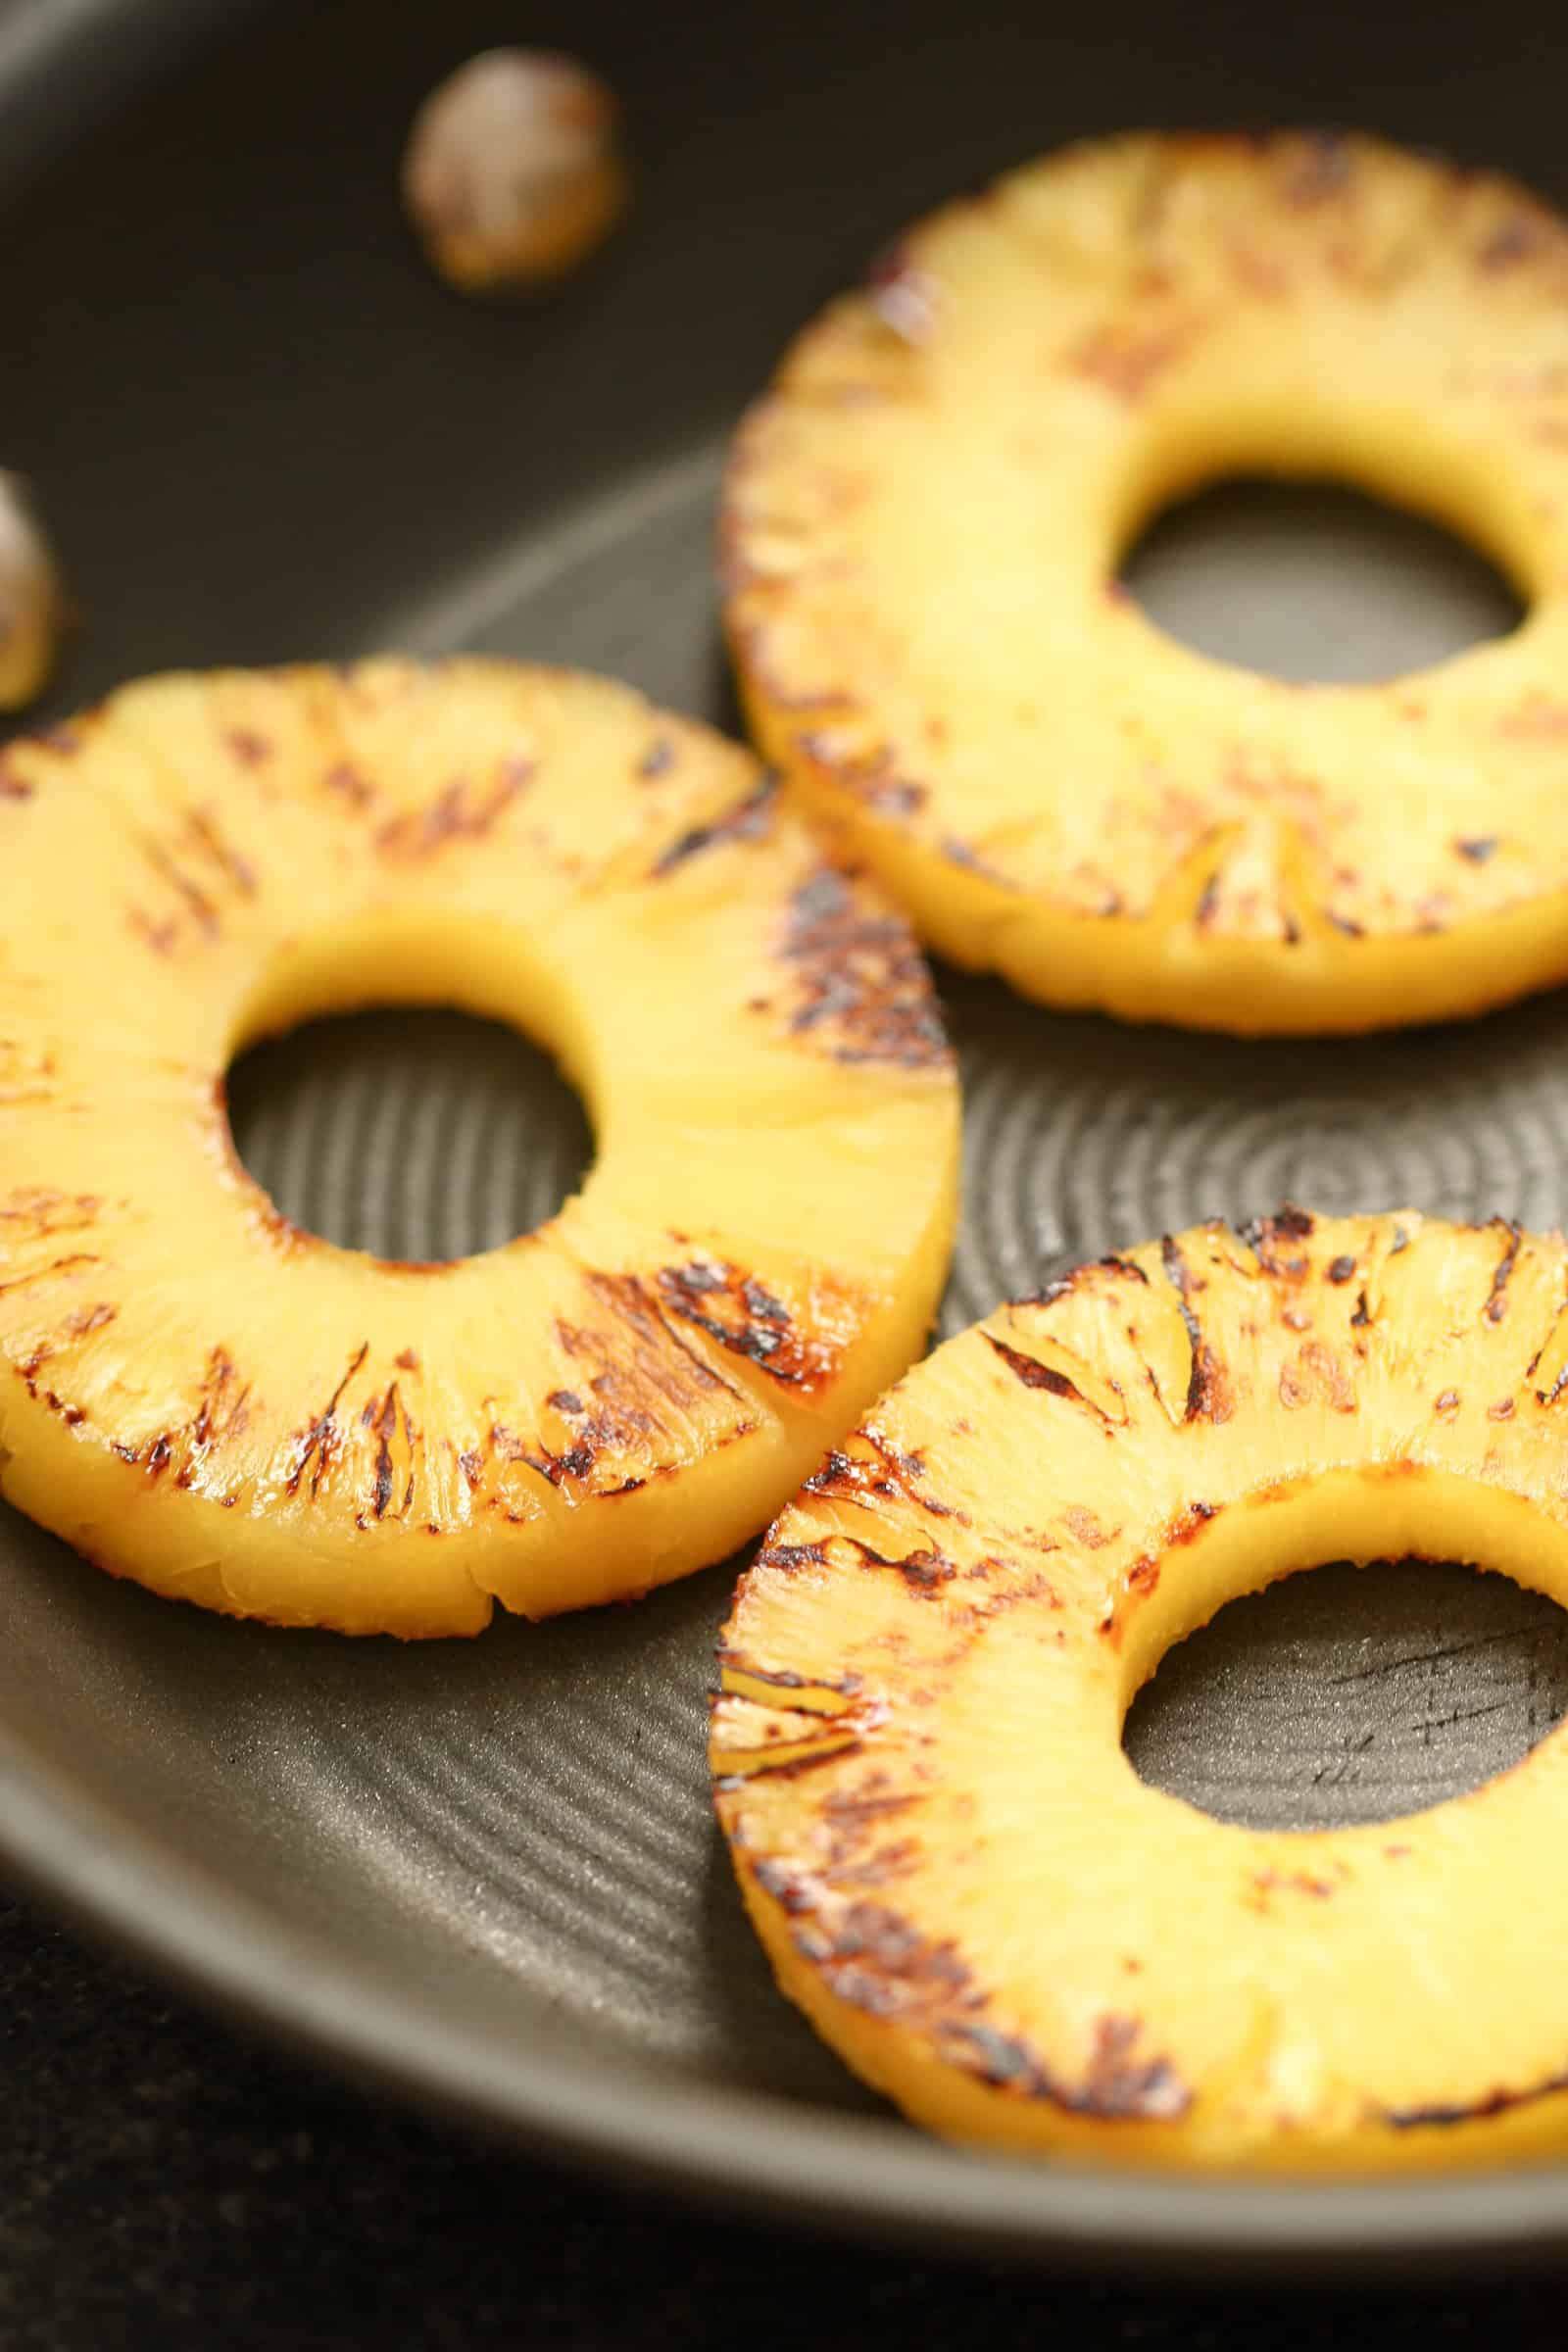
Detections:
3,1891,1565,2349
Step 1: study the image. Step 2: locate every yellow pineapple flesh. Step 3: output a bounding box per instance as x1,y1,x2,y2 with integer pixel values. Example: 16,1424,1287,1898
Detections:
713,1209,1568,2171
0,660,959,1636
724,131,1568,1033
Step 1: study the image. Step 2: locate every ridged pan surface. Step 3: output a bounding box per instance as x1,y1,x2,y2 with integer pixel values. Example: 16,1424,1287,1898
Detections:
6,0,1568,2277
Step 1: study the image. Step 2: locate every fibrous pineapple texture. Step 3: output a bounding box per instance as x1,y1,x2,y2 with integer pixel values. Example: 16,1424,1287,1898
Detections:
714,1209,1568,2170
0,660,958,1636
724,131,1568,1033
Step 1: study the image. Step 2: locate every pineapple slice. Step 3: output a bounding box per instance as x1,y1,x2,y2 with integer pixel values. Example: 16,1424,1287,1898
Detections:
714,1209,1568,2171
0,660,958,1637
724,131,1568,1034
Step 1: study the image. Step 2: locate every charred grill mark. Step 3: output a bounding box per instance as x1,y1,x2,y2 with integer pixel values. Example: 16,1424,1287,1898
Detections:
790,729,927,819
656,1253,845,1393
1486,1220,1522,1323
823,1781,916,1833
939,2021,1043,2088
1078,2015,1191,2121
1383,2066,1568,2132
583,1270,745,1403
1455,835,1498,864
659,1255,788,1365
983,1331,1113,1423
827,1533,955,1594
800,1431,960,1526
900,1999,1184,2112
0,1250,101,1298
368,1383,401,1520
777,867,950,1069
715,1649,864,1700
1168,1499,1219,1544
191,1347,251,1451
225,727,272,766
65,1302,117,1337
1061,1506,1116,1550
792,1898,971,2019
654,774,777,873
375,761,533,860
1069,316,1203,403
713,1729,864,1789
129,911,177,955
804,1448,890,1503
468,1274,765,1503
186,808,258,897
1160,1237,1202,1368
1241,1205,1315,1280
1159,1236,1232,1423
520,1441,597,1488
1327,1255,1357,1285
755,1539,829,1574
286,1342,368,1498
638,736,675,778
751,1858,819,1914
142,840,220,937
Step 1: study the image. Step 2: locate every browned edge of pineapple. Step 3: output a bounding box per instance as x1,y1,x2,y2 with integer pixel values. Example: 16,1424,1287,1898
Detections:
713,1206,1568,2170
723,129,1568,1034
0,659,959,1636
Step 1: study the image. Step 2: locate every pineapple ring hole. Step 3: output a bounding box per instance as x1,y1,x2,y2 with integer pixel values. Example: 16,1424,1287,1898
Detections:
224,1004,595,1261
1124,1553,1568,1833
1119,476,1526,685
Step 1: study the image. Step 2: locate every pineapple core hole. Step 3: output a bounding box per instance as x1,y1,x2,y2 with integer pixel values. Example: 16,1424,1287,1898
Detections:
1123,1557,1568,1832
224,1006,594,1260
1120,478,1524,685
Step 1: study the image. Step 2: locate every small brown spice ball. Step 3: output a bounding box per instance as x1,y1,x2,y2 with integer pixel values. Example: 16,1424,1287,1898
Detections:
0,475,65,710
402,48,627,293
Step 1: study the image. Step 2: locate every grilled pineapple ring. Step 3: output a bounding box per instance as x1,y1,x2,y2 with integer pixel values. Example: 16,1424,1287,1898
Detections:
0,660,958,1637
714,1208,1568,2171
724,131,1568,1034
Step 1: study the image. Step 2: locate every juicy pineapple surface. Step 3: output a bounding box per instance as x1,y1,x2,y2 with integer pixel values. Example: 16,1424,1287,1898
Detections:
713,1209,1568,2171
723,131,1568,1035
0,660,959,1636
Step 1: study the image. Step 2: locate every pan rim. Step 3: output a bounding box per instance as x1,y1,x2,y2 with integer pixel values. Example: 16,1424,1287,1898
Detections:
4,1714,1568,2278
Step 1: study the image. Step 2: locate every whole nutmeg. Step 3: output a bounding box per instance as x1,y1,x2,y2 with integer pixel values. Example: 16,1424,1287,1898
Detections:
0,475,65,710
402,49,627,293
